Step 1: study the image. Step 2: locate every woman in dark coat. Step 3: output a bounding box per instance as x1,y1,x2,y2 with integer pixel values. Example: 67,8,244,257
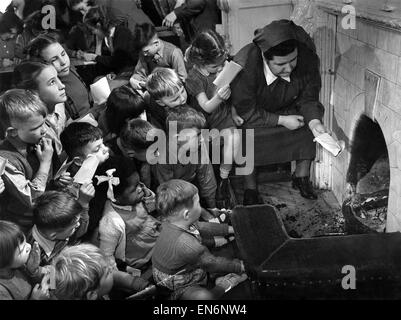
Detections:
231,19,327,203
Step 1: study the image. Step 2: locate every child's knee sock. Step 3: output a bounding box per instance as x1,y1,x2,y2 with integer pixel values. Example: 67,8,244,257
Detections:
219,164,231,179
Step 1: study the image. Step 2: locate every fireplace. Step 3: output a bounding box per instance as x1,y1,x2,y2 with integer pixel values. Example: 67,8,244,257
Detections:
342,114,389,233
313,0,401,232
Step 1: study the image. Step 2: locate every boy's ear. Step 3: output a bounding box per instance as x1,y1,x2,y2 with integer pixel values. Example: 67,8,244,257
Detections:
86,290,98,300
47,231,59,241
5,127,18,138
182,209,190,220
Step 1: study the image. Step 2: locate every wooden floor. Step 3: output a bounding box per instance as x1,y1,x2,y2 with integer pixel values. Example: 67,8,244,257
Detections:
231,179,345,238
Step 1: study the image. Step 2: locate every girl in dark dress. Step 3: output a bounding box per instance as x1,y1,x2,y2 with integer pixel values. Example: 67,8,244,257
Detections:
186,29,242,208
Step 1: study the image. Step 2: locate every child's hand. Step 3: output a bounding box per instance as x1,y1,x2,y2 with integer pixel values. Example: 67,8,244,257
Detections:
55,172,73,188
2,58,14,67
217,85,231,100
129,77,145,90
30,273,51,300
215,273,248,292
0,177,4,194
142,188,156,212
78,182,95,207
26,241,41,275
94,147,110,164
36,138,54,164
83,52,97,61
231,106,244,126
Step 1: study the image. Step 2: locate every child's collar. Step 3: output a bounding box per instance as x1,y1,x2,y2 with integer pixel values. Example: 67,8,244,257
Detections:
6,135,32,158
111,201,135,212
0,268,14,279
194,65,210,77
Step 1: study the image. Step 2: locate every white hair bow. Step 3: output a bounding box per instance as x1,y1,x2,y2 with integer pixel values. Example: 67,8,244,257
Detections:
95,169,120,202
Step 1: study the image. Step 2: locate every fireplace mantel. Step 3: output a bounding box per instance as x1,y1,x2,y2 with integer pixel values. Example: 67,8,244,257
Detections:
316,0,401,31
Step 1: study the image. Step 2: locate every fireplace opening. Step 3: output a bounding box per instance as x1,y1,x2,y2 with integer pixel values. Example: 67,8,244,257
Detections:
342,114,389,234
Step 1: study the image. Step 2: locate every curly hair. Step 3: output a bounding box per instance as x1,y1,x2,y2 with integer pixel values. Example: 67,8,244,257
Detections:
186,29,227,67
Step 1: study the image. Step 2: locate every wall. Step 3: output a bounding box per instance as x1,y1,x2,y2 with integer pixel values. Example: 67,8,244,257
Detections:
221,0,293,55
327,13,401,232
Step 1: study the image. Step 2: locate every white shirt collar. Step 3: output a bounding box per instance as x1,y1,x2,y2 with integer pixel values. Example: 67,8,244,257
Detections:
105,27,116,49
262,53,291,85
32,225,56,257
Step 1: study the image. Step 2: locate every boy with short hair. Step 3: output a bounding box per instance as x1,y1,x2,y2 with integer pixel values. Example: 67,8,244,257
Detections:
59,121,110,177
0,89,54,231
59,122,110,235
146,67,188,108
27,189,94,265
51,243,150,300
153,106,217,209
129,23,187,91
145,67,188,130
107,118,157,188
153,179,246,300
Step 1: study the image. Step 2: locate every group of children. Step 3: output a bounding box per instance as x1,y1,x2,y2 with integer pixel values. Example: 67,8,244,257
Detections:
0,17,252,300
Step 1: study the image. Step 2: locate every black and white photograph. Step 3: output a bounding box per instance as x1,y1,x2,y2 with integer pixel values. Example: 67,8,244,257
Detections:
0,0,400,310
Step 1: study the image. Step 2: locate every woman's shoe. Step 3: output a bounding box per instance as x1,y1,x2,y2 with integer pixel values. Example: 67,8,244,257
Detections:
292,175,318,200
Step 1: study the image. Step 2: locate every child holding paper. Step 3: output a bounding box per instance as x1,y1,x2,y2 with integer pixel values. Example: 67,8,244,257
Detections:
185,30,242,208
59,122,109,234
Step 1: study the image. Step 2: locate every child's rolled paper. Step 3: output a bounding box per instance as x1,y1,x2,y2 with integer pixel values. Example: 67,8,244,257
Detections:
74,155,100,184
0,157,7,175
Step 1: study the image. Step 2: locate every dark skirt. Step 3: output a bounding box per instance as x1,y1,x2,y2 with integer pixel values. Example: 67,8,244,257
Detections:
239,105,317,166
242,125,316,166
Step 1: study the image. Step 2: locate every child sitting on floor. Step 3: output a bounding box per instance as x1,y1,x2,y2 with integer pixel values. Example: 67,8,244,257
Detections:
129,23,187,90
186,30,243,208
145,67,187,130
107,118,157,189
96,156,160,271
98,84,147,142
0,10,22,68
152,179,247,300
13,60,68,156
59,122,110,234
27,189,94,266
26,33,94,120
0,89,54,231
51,243,150,300
152,105,217,211
0,220,50,300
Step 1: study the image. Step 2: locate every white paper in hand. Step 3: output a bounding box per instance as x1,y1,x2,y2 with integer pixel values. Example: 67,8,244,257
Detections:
0,157,7,175
213,61,243,88
90,77,111,105
313,133,345,157
74,155,100,184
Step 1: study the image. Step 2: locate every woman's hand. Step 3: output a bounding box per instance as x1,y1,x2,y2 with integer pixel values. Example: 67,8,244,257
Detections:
231,106,244,126
308,119,328,137
278,115,305,130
